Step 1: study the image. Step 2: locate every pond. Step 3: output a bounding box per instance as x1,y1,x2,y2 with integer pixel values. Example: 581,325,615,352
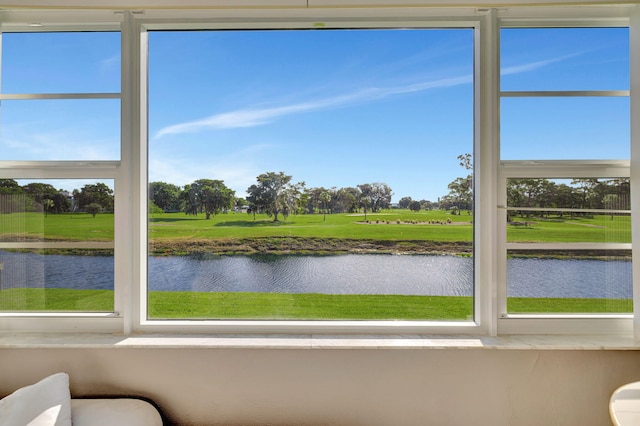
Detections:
0,250,632,299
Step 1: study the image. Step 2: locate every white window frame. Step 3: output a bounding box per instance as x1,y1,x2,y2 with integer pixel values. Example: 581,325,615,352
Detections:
498,161,632,334
133,11,491,335
0,5,635,337
496,19,634,334
0,15,125,333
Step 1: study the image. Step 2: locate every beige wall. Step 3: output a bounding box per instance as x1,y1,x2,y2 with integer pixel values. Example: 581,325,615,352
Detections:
1,347,640,425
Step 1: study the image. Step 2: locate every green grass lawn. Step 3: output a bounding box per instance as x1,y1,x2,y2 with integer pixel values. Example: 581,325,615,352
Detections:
0,288,631,318
1,209,629,244
507,214,630,243
0,288,114,312
149,210,474,242
0,211,114,241
0,209,631,319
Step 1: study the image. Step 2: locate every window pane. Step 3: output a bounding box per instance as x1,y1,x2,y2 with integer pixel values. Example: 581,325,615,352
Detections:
507,250,631,314
505,177,631,314
501,97,629,160
501,27,629,92
0,249,114,312
506,178,630,244
0,99,120,161
1,32,121,94
0,179,114,312
148,29,474,321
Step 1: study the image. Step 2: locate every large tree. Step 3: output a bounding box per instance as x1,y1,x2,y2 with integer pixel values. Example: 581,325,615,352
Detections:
357,182,392,213
445,153,473,215
74,183,114,212
183,179,235,220
246,171,295,222
398,196,412,209
0,179,22,194
0,179,28,213
447,176,472,214
332,187,359,214
149,181,182,212
21,182,70,214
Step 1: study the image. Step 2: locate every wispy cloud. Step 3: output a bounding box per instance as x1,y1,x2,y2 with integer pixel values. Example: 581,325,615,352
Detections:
154,54,576,139
153,74,471,139
500,53,579,76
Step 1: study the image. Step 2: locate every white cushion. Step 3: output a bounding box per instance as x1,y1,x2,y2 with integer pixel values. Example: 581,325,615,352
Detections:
70,399,163,426
0,372,72,426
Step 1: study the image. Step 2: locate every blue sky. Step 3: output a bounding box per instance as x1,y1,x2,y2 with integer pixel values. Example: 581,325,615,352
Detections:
0,27,630,202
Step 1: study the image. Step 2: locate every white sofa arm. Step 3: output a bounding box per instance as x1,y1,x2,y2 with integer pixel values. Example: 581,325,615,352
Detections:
71,398,163,426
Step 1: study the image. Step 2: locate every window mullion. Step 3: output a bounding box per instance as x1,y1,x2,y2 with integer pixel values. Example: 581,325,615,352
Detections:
476,9,500,336
117,11,144,335
630,7,640,340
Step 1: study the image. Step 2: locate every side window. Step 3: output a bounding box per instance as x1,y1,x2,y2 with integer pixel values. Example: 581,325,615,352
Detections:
147,28,476,321
499,27,631,316
0,31,120,314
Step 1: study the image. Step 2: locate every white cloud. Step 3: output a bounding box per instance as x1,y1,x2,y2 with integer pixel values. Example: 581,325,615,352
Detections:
501,53,582,76
153,54,577,140
153,74,472,139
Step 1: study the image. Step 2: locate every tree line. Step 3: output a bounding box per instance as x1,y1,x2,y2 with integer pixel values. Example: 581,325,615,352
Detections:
150,172,394,222
0,180,113,216
506,178,630,220
1,159,630,222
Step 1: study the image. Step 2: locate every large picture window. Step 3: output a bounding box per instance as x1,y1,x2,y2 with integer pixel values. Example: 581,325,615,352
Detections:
147,28,475,321
0,7,636,336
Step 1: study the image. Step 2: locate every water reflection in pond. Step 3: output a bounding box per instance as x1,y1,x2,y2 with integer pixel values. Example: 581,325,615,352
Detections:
0,251,632,299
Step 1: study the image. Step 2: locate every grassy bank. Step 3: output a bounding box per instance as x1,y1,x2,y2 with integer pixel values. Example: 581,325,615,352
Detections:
0,288,631,318
149,236,472,256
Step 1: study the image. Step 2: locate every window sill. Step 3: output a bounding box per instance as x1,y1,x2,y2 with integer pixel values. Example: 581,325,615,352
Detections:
0,333,639,350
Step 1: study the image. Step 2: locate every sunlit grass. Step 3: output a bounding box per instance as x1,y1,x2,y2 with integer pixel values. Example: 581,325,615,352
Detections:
508,297,632,314
0,211,113,241
148,292,473,320
0,288,113,311
0,210,630,244
0,288,631,317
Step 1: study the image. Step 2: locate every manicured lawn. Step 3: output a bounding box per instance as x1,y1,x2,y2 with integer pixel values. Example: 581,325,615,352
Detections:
148,292,473,320
507,215,630,243
0,288,631,317
508,297,632,314
1,210,630,244
0,211,114,241
148,210,473,242
0,288,114,311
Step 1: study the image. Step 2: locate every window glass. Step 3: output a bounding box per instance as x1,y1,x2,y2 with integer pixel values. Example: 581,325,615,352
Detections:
506,178,630,243
0,99,121,161
1,31,121,94
148,28,474,321
0,179,114,312
505,177,631,314
500,27,629,92
507,250,631,314
500,97,629,160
